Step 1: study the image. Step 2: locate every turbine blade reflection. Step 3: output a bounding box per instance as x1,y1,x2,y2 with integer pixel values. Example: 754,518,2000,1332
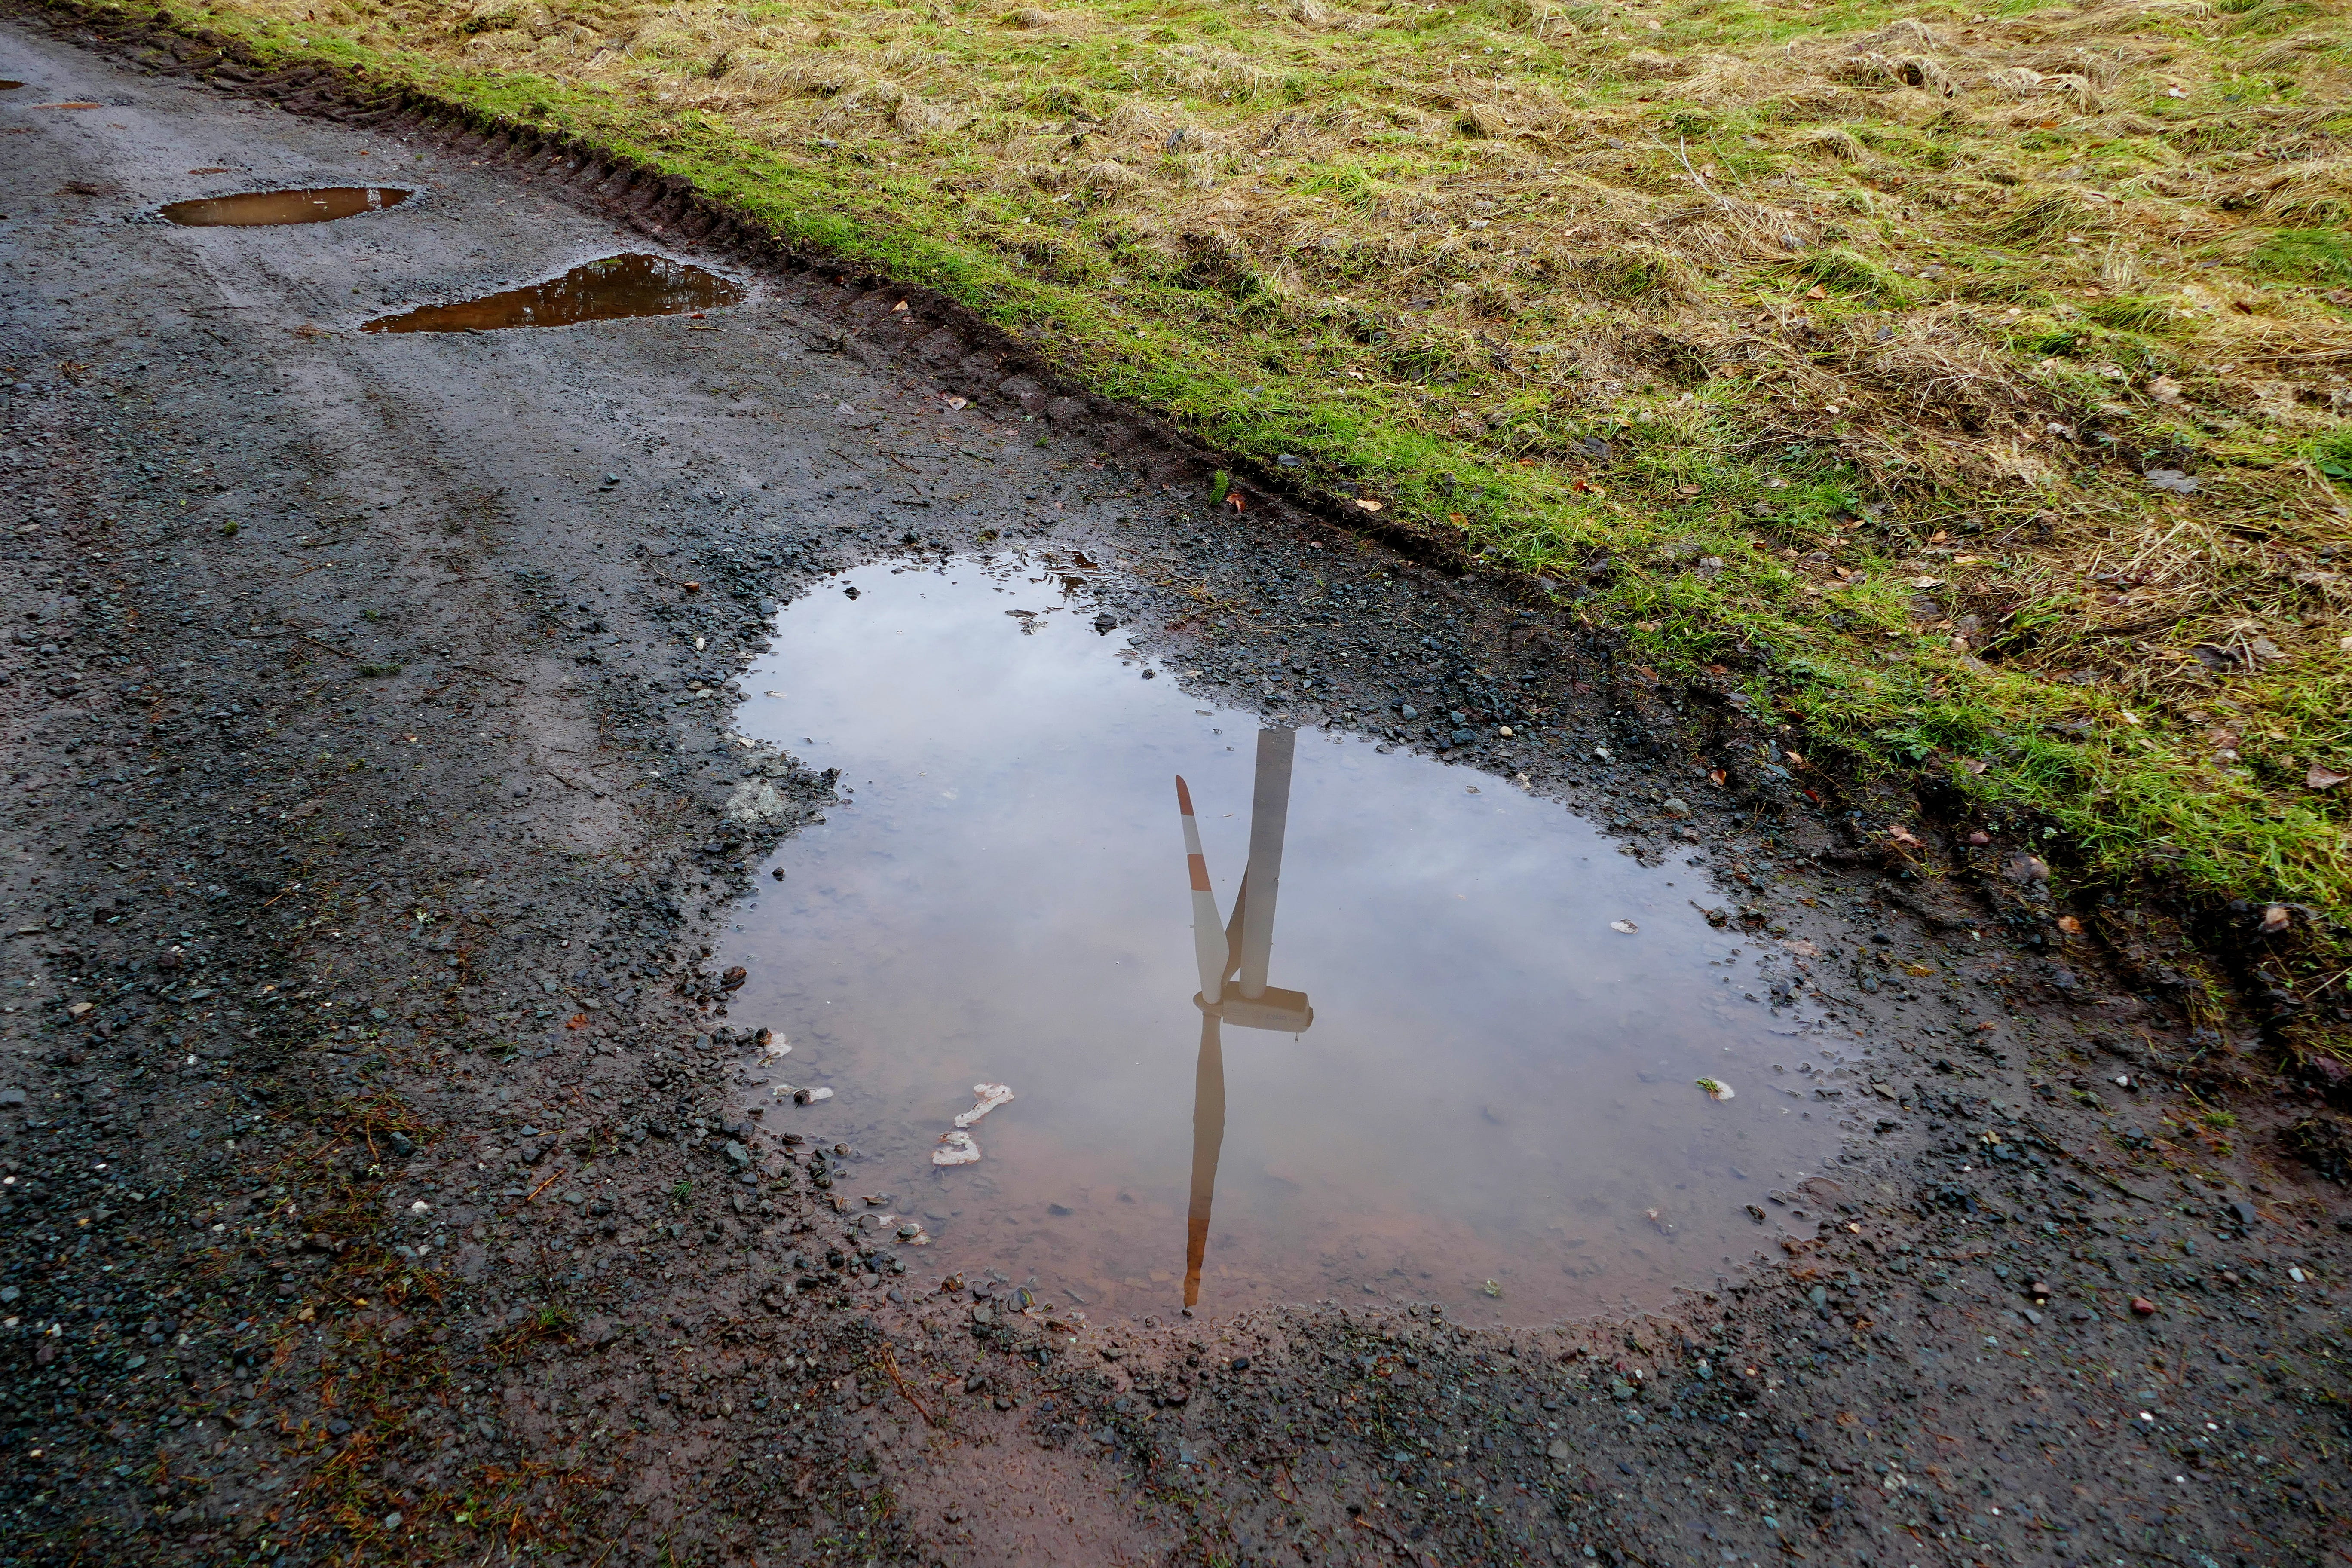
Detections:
1183,1009,1225,1311
1174,775,1232,1004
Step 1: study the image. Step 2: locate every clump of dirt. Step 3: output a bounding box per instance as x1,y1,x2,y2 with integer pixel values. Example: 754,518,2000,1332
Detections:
2283,1113,2352,1184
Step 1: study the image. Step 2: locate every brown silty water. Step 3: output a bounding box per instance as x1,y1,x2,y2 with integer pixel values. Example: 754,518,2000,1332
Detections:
361,253,743,333
717,557,1852,1326
159,185,412,225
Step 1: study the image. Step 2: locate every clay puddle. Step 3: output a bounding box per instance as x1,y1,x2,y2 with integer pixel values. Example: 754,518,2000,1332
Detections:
160,186,412,226
361,252,742,334
720,557,1850,1325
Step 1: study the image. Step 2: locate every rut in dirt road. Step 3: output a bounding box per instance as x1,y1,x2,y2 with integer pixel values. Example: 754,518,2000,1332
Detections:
1,12,2348,1568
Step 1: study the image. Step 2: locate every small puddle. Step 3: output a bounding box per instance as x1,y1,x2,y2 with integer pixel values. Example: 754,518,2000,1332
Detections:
721,557,1851,1325
159,186,413,227
361,253,743,334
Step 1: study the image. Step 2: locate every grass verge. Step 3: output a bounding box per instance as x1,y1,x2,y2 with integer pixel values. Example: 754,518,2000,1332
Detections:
45,0,2352,1033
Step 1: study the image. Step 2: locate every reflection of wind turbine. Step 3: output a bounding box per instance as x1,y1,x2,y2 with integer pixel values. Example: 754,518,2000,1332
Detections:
1173,727,1312,1313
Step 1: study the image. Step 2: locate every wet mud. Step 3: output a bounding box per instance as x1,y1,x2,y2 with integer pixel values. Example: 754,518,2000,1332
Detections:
0,11,2346,1568
157,183,410,225
361,251,742,333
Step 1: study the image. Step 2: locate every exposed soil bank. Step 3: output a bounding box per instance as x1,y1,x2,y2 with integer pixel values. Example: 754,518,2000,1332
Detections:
0,16,2346,1568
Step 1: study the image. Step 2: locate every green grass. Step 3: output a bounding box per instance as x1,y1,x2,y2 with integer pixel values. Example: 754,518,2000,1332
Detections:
68,0,2352,1024
2253,229,2352,286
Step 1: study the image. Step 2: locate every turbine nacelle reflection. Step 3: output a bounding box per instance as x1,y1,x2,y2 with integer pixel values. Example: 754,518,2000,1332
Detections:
1195,984,1313,1035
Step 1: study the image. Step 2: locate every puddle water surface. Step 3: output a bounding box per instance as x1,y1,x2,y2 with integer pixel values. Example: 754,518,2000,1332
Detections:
160,186,412,226
722,558,1851,1325
361,253,743,334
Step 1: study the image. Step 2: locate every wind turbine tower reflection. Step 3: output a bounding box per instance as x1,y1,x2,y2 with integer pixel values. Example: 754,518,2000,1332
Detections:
1173,727,1313,1312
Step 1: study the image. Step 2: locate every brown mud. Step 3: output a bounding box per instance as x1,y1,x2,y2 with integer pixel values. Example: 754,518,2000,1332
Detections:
0,10,2346,1568
361,252,744,335
158,184,410,227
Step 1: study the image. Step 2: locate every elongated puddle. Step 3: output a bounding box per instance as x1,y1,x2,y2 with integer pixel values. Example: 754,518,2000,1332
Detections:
722,558,1851,1325
362,253,742,334
160,186,411,226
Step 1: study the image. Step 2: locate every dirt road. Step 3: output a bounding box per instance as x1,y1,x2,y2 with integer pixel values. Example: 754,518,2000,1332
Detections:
1,14,2346,1567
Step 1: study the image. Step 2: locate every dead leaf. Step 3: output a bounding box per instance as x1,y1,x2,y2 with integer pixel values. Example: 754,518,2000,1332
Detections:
1353,497,1384,513
1888,824,1925,849
1805,285,1828,300
2147,374,2184,405
2056,915,2083,934
2260,904,2291,935
2307,764,2349,790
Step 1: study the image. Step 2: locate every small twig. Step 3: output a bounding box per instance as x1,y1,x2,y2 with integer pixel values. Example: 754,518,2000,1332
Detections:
299,635,355,660
2017,1113,2141,1200
525,1167,566,1204
876,1344,938,1428
585,1505,651,1568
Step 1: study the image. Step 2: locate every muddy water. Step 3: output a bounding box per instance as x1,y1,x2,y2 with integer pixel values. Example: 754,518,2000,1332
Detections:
361,252,742,333
720,557,1844,1325
159,185,411,226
